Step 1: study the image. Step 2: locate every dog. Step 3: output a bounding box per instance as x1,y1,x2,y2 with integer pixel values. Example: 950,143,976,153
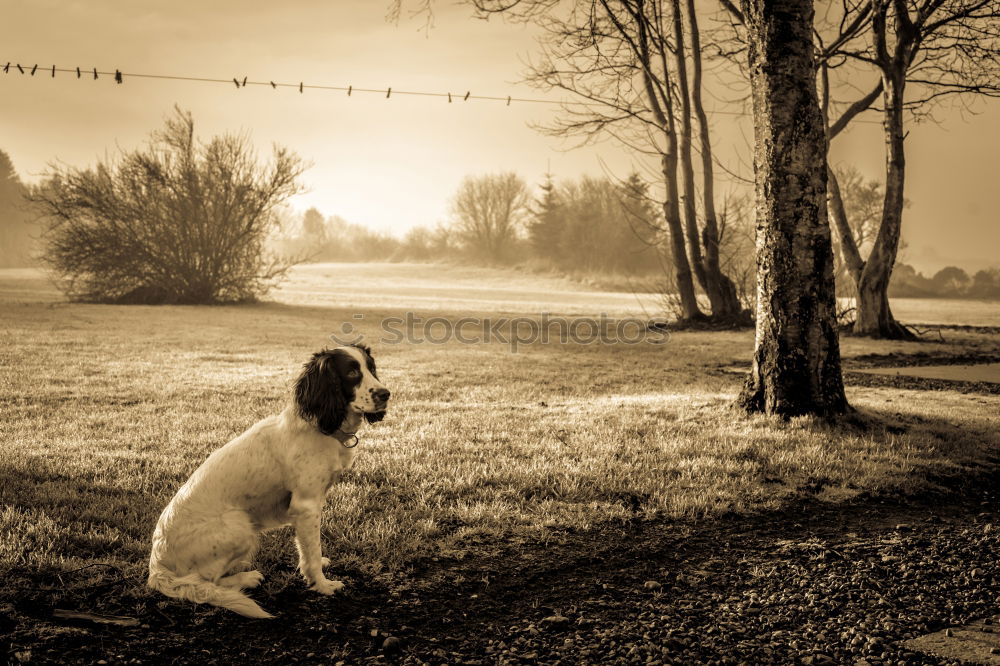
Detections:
147,344,389,618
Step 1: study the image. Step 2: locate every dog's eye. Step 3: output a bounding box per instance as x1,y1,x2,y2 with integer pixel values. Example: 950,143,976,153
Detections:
347,369,360,377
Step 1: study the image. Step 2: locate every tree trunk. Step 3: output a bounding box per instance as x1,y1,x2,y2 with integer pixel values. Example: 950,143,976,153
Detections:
826,167,865,287
669,0,707,291
682,0,744,321
632,10,704,322
661,153,704,321
853,72,915,339
736,0,850,417
657,66,703,320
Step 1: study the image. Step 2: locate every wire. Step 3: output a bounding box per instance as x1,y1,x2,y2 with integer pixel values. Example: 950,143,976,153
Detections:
2,61,884,123
3,63,561,105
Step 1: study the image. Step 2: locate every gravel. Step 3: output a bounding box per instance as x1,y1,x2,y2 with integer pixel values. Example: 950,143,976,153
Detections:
391,489,999,665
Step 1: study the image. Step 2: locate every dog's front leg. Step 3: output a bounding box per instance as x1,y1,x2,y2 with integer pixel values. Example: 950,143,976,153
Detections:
288,493,343,595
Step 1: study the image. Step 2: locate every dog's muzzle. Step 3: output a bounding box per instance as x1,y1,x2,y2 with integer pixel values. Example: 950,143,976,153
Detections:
372,388,390,413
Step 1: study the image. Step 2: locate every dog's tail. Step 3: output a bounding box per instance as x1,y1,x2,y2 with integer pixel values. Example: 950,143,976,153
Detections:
148,563,273,619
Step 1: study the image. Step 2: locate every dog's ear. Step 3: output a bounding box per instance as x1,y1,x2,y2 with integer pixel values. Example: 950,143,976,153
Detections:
353,343,377,377
294,351,346,436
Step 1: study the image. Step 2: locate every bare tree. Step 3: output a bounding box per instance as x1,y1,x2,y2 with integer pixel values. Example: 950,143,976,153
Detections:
734,0,850,416
450,172,530,262
816,0,1000,337
396,0,849,415
667,0,745,321
472,0,757,323
682,0,744,320
31,107,306,304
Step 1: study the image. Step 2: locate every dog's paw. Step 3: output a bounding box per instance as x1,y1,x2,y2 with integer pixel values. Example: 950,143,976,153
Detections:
239,570,264,589
310,577,344,595
321,557,331,568
220,570,265,590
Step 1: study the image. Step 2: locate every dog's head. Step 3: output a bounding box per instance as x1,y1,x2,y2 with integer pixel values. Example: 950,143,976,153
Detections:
294,345,390,436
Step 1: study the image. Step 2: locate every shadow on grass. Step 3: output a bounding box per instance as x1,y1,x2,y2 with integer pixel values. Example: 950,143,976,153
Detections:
3,441,997,665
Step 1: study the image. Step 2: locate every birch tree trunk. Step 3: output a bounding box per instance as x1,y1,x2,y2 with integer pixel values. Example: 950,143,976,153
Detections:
736,0,850,417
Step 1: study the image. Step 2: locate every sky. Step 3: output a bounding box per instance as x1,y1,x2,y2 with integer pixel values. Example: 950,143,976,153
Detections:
2,0,998,275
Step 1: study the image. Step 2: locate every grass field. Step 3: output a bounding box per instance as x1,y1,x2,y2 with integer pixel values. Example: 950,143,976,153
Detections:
1,264,998,603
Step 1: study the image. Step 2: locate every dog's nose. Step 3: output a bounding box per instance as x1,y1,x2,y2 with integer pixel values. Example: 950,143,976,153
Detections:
373,388,391,402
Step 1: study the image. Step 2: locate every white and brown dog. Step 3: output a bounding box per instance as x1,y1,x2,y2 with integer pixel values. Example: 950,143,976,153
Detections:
148,345,389,618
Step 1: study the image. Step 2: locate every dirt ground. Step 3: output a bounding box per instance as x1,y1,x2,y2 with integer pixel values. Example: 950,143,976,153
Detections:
5,461,998,665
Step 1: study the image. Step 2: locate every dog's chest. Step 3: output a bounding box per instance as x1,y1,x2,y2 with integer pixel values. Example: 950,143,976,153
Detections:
326,447,359,487
283,431,362,498
298,443,358,492
324,470,344,493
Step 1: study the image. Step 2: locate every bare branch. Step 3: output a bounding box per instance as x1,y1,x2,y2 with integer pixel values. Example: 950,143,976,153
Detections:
717,0,744,24
828,81,884,137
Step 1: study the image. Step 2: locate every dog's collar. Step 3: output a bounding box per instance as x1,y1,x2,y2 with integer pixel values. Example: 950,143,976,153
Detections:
333,428,360,449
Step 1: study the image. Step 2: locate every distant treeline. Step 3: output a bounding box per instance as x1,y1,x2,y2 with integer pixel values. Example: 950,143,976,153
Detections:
272,172,667,278
890,264,1000,299
0,150,35,267
3,146,997,302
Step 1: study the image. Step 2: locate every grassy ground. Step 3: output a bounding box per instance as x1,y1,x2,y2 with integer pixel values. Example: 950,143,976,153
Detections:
1,265,998,661
270,262,663,317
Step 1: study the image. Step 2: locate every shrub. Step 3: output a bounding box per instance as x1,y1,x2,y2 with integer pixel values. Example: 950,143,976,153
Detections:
32,107,307,304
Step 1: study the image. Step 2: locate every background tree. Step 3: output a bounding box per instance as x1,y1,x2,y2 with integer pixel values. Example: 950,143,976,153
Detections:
887,262,934,296
275,210,407,262
402,226,433,261
474,0,750,323
827,166,900,291
715,193,757,312
558,177,606,271
301,207,328,246
31,108,306,304
930,265,970,294
617,172,663,268
526,172,663,274
0,150,36,267
399,225,446,262
735,0,850,416
528,172,566,264
818,0,1000,337
450,172,530,263
969,268,1000,298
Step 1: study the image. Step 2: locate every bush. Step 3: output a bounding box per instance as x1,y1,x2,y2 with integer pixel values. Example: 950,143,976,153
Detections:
31,107,307,304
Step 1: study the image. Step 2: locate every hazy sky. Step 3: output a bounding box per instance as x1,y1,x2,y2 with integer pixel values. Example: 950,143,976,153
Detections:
3,0,997,274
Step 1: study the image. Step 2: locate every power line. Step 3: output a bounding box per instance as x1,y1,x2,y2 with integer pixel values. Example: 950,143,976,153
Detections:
2,60,883,123
2,62,546,106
